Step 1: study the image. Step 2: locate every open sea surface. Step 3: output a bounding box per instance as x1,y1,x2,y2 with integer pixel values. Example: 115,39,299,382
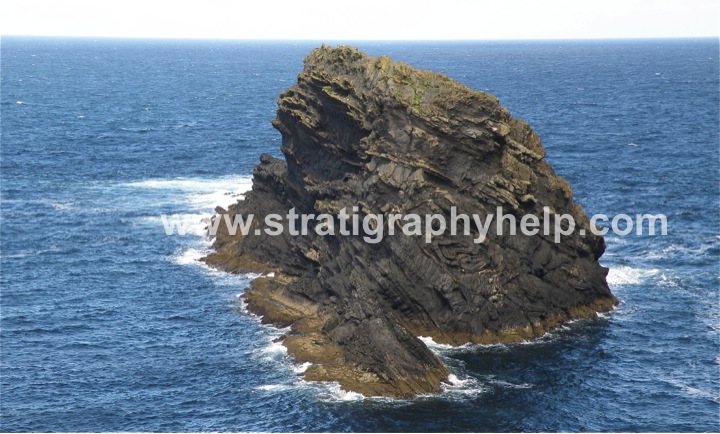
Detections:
1,37,718,431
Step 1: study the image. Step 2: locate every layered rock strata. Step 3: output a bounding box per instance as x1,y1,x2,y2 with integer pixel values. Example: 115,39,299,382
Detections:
204,46,617,398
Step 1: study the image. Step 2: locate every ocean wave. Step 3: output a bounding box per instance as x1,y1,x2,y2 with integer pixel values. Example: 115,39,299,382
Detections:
254,384,291,392
253,378,368,402
662,377,720,404
1,246,63,259
484,377,533,390
308,382,367,402
250,325,292,363
439,374,487,397
123,177,254,262
657,271,682,288
293,362,312,374
186,190,246,211
119,177,252,214
123,176,252,194
172,247,209,266
645,242,719,261
259,340,288,358
418,336,468,351
606,266,660,286
50,201,75,211
168,247,259,288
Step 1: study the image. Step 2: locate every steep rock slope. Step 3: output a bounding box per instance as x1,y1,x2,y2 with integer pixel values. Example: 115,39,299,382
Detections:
204,46,616,398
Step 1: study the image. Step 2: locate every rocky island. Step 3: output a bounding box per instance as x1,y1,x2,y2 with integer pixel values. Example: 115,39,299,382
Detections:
204,45,617,398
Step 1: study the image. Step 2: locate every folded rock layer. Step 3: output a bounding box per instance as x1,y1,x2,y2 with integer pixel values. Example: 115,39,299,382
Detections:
204,45,617,398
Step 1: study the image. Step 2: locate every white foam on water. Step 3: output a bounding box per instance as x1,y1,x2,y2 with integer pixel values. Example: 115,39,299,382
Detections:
123,176,252,215
649,242,718,264
1,246,63,259
646,243,695,260
679,385,720,403
243,338,370,403
126,215,160,225
125,176,252,194
607,266,660,286
253,333,291,363
254,384,289,392
418,336,466,351
515,335,558,346
210,270,258,287
293,362,312,374
123,176,253,269
332,389,366,401
317,382,366,402
235,296,250,314
262,341,288,356
663,377,720,404
50,201,75,210
441,374,487,397
658,272,681,288
254,378,371,403
187,190,246,211
159,213,212,237
447,374,467,386
173,248,207,266
123,177,252,233
421,334,526,354
486,378,533,389
125,179,197,190
263,368,491,403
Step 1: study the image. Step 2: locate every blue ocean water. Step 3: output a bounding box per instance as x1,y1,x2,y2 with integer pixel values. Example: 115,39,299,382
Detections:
1,37,718,431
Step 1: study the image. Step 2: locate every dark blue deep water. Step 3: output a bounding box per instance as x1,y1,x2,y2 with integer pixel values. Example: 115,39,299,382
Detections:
1,37,718,432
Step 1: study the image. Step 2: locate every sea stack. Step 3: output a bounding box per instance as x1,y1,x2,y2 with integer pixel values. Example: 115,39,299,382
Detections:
204,45,617,398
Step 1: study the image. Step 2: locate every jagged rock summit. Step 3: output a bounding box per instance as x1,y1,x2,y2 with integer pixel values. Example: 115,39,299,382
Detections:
204,45,617,398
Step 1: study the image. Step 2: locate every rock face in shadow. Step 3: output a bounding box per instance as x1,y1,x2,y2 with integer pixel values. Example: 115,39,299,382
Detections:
204,45,617,398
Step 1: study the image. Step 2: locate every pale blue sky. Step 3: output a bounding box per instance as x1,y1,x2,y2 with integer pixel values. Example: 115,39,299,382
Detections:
1,0,718,40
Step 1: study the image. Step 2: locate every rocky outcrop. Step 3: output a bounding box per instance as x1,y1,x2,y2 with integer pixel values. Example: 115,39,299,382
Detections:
204,45,617,398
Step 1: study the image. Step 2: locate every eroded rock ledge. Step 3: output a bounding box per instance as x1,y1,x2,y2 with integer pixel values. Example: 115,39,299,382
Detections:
204,45,617,398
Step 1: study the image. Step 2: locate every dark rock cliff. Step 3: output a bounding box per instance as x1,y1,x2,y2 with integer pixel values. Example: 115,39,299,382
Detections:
204,45,617,398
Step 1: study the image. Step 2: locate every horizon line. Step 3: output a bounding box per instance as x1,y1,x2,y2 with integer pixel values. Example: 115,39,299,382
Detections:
3,34,719,42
